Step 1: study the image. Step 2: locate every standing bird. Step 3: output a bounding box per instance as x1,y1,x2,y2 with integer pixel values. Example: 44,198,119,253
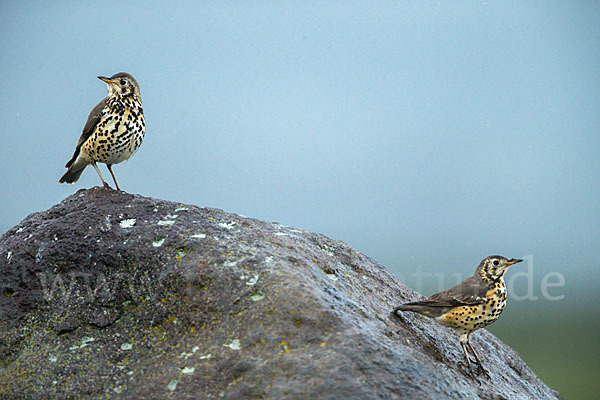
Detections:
59,72,145,191
394,255,523,373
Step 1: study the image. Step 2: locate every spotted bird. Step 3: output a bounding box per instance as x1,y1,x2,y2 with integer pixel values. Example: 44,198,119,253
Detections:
394,255,523,373
59,72,145,191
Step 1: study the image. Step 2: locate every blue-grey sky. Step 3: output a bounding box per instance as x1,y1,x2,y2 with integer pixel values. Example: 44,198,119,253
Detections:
1,1,599,299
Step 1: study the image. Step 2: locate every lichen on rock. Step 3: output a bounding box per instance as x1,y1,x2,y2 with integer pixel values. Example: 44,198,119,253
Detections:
0,189,560,399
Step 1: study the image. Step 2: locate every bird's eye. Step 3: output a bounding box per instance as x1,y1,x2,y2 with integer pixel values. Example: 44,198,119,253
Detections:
493,260,499,266
120,80,127,85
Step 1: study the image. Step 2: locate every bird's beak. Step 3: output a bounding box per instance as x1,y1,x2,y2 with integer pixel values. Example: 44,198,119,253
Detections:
98,76,116,85
506,258,523,266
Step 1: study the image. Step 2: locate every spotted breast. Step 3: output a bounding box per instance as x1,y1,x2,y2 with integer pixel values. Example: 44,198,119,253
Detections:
81,95,145,164
435,280,507,334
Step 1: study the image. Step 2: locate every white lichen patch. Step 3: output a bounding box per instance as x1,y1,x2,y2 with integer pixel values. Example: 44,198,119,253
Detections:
190,233,206,239
157,220,175,226
16,227,24,233
103,215,112,230
181,367,195,375
166,214,179,219
223,260,237,267
199,354,212,360
218,221,236,230
69,336,95,350
179,346,200,359
152,238,166,247
48,355,57,363
223,339,241,351
6,251,12,263
245,275,259,286
251,290,265,302
326,273,338,281
275,232,289,237
119,219,136,229
320,245,335,256
265,256,274,264
174,207,189,212
120,343,133,350
167,379,178,392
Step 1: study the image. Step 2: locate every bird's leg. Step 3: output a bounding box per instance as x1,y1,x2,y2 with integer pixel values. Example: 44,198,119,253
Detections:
459,333,489,378
467,341,490,378
91,162,111,189
457,341,479,378
106,164,121,191
466,341,482,365
460,341,472,369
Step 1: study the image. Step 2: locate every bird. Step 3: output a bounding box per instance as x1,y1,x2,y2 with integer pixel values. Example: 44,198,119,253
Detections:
393,255,523,374
59,72,145,191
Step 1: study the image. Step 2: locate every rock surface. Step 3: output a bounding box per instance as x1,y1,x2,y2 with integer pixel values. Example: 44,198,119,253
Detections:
0,189,560,399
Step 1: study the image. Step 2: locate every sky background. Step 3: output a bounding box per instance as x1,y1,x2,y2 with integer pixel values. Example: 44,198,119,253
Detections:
1,1,599,397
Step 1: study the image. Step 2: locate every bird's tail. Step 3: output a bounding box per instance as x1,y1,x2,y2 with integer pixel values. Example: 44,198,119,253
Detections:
394,303,427,313
59,163,87,184
394,301,444,318
60,150,90,184
395,303,422,312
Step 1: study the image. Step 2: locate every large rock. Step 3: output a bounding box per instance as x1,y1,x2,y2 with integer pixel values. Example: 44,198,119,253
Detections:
0,189,560,399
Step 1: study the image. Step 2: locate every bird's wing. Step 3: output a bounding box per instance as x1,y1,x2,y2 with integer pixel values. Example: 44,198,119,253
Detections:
426,276,489,306
65,97,107,168
394,277,490,318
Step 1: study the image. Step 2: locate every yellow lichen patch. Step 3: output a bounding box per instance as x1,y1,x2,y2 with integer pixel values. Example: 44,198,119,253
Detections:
278,341,290,354
150,326,162,335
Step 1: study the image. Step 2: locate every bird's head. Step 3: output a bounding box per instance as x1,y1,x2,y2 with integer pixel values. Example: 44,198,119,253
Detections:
98,72,141,98
477,255,523,281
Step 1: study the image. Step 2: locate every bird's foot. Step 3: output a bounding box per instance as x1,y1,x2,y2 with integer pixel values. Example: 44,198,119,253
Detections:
102,182,111,189
457,360,476,378
474,364,490,379
467,356,490,378
458,359,489,379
